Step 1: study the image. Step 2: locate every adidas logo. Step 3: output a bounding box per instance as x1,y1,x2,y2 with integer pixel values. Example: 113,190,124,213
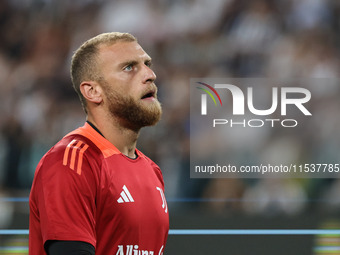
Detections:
117,185,134,203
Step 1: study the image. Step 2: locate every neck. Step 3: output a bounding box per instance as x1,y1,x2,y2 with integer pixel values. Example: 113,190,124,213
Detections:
87,113,140,159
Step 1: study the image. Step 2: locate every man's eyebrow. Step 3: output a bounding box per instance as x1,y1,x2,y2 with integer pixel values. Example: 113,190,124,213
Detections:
119,57,152,68
119,60,138,69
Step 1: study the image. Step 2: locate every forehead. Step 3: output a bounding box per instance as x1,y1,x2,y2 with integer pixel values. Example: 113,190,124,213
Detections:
97,41,151,65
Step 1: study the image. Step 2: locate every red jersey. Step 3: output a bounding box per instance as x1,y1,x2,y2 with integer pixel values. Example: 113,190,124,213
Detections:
29,122,169,255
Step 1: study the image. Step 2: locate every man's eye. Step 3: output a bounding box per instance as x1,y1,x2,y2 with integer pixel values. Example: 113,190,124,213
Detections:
124,65,133,71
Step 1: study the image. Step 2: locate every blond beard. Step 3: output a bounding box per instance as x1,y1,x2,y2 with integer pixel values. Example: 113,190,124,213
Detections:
102,82,162,130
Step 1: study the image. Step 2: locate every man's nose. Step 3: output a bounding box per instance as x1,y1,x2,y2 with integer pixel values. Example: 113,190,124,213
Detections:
143,65,156,84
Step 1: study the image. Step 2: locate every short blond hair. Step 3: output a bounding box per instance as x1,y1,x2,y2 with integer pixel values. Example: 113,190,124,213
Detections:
70,32,137,113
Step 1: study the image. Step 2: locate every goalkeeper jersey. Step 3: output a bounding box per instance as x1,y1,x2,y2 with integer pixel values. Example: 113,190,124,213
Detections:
29,122,169,255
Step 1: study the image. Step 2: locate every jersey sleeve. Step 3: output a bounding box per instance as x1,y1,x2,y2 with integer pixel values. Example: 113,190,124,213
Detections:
31,138,99,248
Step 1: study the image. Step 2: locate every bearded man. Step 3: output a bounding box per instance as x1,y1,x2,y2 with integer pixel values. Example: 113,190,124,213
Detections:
29,32,169,255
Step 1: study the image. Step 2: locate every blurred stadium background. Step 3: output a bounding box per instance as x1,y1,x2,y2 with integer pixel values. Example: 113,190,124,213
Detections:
1,0,340,254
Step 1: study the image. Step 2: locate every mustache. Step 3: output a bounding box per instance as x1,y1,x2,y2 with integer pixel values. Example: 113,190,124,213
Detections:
141,84,158,99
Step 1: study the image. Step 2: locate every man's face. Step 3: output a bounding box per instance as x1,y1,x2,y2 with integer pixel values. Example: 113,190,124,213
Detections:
96,41,162,129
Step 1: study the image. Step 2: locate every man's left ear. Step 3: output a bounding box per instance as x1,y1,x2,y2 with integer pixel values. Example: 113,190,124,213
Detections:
80,81,103,104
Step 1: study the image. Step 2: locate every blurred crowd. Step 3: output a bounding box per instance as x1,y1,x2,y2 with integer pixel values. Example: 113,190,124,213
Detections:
1,0,340,222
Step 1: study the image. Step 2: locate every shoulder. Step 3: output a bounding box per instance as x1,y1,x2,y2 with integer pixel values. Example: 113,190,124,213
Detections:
136,149,158,168
34,129,105,185
38,122,118,172
30,132,101,208
137,149,165,186
41,134,102,170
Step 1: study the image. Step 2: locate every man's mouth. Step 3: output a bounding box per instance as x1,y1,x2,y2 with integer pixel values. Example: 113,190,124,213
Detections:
141,90,156,100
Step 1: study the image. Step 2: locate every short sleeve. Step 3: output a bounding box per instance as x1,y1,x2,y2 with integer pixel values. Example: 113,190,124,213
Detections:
32,141,98,248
